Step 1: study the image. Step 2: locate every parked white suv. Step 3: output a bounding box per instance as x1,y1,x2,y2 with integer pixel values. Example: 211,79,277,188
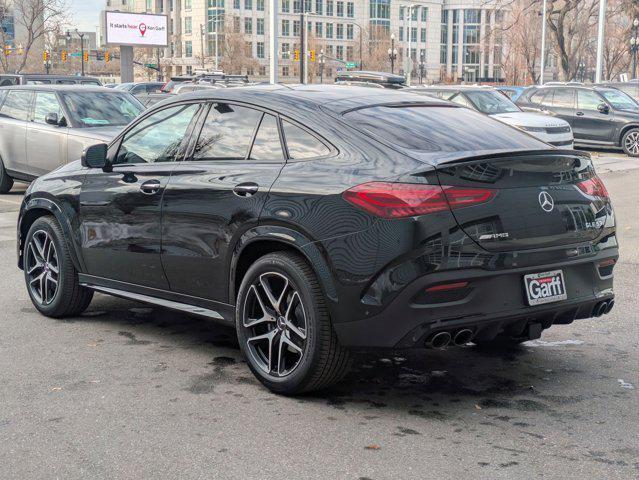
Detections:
0,85,144,193
411,86,574,148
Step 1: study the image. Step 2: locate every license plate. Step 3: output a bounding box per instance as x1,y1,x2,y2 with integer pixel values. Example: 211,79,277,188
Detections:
524,270,567,306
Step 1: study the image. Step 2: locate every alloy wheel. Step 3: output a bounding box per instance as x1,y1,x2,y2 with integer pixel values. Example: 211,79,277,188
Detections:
25,230,59,306
242,272,308,377
625,131,639,156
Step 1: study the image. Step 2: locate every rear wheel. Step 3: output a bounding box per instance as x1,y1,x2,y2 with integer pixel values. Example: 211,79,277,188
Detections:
0,159,14,194
622,128,639,157
23,216,93,317
236,252,351,395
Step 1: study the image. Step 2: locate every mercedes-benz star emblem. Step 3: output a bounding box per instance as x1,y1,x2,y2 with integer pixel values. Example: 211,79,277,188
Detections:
538,191,555,213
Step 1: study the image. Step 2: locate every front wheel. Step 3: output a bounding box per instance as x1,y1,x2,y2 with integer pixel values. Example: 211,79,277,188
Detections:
236,252,351,395
23,216,93,317
622,128,639,157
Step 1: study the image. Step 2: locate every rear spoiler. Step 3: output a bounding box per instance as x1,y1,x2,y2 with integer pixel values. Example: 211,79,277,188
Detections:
410,148,591,168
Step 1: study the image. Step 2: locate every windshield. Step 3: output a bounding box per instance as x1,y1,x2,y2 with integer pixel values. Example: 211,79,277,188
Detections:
60,92,144,127
115,83,134,91
600,89,639,111
464,90,521,114
616,84,639,101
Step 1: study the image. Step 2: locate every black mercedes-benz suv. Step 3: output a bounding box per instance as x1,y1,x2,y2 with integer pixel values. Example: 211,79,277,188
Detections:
516,84,639,156
18,85,618,394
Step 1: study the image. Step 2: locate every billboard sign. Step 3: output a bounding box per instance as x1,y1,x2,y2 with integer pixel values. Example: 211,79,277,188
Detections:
104,11,168,47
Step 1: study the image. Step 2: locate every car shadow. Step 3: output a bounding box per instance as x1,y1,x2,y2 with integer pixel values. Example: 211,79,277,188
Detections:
72,293,595,422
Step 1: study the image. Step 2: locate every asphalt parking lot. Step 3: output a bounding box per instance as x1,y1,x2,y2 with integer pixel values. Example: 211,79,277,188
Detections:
0,151,637,479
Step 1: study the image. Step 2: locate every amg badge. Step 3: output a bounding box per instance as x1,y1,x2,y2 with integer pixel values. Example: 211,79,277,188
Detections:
524,270,567,306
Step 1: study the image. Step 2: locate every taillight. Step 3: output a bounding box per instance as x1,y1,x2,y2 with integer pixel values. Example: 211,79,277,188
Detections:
577,176,609,198
343,182,495,218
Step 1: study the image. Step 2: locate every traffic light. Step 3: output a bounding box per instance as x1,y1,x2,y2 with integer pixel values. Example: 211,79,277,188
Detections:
3,45,11,56
83,51,89,62
42,51,49,62
294,49,300,61
309,50,316,62
104,51,110,62
61,50,67,62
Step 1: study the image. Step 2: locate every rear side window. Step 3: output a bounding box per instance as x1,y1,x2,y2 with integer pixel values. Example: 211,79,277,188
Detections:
282,120,330,159
192,103,262,160
250,114,284,161
529,90,551,106
344,105,544,152
1,90,33,120
552,89,575,108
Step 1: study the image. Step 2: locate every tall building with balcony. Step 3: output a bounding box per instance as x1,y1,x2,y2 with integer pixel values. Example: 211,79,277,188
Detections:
123,0,504,83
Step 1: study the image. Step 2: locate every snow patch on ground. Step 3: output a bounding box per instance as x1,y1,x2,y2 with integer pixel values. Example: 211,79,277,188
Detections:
617,379,635,390
523,339,585,347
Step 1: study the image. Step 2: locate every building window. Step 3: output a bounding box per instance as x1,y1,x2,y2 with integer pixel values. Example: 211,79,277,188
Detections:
186,66,193,75
282,42,290,58
245,17,253,34
346,24,353,39
315,0,323,14
336,23,343,39
257,18,264,35
399,26,403,41
293,0,301,12
184,17,192,34
346,45,353,60
185,0,192,9
185,41,192,57
315,22,323,37
326,22,333,38
282,19,290,36
293,20,300,36
233,0,240,7
245,0,252,9
257,42,265,58
257,0,264,9
420,27,426,42
369,0,390,29
326,1,333,16
421,6,428,22
336,1,343,16
283,65,290,76
347,1,354,17
282,0,289,11
399,5,404,20
336,45,343,59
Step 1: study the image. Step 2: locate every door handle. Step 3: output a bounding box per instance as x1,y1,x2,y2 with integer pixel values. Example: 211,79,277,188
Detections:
576,111,584,116
233,182,259,197
140,179,161,195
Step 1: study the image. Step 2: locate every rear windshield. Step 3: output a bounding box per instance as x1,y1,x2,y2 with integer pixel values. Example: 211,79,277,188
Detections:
464,90,521,114
343,105,543,152
60,91,144,127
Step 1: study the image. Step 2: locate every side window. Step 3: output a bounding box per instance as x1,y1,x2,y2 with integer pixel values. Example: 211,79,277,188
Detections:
1,90,33,121
282,120,330,159
115,103,199,165
552,89,575,108
191,103,262,160
33,92,62,124
530,90,550,106
449,93,472,108
577,90,604,111
249,114,284,161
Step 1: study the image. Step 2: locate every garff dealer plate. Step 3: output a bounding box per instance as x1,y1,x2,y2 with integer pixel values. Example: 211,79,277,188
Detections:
524,270,568,306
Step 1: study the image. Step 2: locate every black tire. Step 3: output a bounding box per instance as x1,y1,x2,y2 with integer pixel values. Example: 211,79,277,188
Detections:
0,159,14,194
621,128,639,157
236,252,351,395
23,216,93,318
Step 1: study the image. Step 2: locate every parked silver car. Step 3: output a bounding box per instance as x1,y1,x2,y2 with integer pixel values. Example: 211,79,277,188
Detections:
0,85,144,193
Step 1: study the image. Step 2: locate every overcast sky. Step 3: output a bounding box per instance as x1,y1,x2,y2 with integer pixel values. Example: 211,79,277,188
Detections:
68,0,104,33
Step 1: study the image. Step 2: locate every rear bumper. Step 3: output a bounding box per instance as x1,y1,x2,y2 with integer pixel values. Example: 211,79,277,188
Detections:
333,251,617,348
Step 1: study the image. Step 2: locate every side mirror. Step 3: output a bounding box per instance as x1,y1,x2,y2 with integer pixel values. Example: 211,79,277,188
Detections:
81,143,108,169
45,112,59,126
597,103,610,114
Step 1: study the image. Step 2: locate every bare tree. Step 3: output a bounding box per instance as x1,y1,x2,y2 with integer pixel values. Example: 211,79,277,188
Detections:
360,26,392,72
219,17,259,74
0,0,68,73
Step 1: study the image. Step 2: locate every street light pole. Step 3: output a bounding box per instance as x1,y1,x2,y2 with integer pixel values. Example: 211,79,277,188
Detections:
594,0,607,83
77,30,85,77
539,0,547,85
200,24,206,69
388,33,397,73
319,49,325,83
632,18,639,79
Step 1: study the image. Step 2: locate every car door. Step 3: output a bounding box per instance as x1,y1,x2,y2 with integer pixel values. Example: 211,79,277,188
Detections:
78,102,202,290
0,89,33,175
161,102,286,302
549,88,576,126
573,89,615,143
26,91,68,176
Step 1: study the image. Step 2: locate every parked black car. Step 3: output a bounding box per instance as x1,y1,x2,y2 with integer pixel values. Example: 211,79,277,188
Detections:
517,84,639,156
0,74,102,86
18,86,618,394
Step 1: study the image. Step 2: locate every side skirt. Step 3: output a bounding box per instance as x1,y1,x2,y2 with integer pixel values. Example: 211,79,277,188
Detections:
78,274,235,325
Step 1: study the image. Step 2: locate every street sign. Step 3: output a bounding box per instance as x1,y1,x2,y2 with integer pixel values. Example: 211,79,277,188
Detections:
144,63,157,68
345,62,357,69
69,52,82,57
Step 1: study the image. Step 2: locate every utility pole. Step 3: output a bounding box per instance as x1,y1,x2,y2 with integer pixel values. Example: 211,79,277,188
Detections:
407,6,413,86
539,0,547,85
200,24,206,69
319,49,324,83
269,0,278,84
632,18,639,79
594,0,606,83
300,12,306,83
157,48,162,81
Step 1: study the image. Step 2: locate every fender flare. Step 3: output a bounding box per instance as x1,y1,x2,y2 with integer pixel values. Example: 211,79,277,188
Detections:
229,225,339,305
18,196,85,272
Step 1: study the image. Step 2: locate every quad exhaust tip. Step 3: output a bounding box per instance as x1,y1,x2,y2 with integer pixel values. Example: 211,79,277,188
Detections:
453,329,473,346
425,329,475,349
427,331,452,349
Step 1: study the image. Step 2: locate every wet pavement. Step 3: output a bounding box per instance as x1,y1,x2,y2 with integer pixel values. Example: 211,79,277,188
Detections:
0,157,636,479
